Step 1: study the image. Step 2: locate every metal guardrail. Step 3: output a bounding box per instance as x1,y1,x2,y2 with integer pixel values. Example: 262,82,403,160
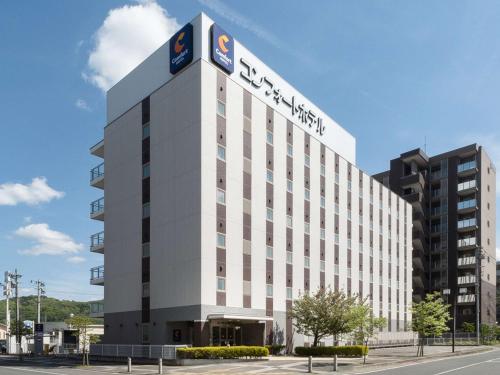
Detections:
89,344,189,359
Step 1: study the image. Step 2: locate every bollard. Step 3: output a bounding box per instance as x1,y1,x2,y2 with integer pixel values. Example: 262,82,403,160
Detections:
127,357,132,373
158,358,163,374
308,355,312,373
333,354,338,372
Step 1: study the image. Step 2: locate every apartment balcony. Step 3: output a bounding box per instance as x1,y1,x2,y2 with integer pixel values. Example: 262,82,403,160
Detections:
457,275,476,285
413,274,425,289
430,189,441,201
413,253,424,271
90,162,104,189
400,172,425,190
457,218,478,232
457,294,476,304
89,301,104,318
457,237,477,250
430,170,443,181
412,230,426,250
90,266,104,286
457,160,478,177
457,256,476,268
90,197,104,221
404,191,424,214
430,224,441,237
90,231,104,254
430,206,442,218
457,180,478,195
457,199,478,214
90,139,104,158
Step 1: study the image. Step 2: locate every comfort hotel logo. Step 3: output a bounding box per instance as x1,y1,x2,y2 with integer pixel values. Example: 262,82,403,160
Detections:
170,23,193,75
211,24,234,74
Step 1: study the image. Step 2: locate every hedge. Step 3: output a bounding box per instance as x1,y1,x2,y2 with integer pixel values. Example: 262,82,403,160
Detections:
295,345,368,357
176,346,269,359
265,344,286,355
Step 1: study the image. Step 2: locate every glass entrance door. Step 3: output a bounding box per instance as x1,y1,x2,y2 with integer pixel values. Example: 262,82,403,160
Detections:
212,326,237,346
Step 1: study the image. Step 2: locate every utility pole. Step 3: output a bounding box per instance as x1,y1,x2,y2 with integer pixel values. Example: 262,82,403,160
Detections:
9,270,22,355
1,272,12,353
31,280,46,324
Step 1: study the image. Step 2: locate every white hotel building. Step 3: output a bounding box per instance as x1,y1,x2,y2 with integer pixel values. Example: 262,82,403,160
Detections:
89,13,413,348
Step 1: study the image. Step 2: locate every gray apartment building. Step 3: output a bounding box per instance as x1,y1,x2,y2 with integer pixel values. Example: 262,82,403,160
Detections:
88,13,414,348
374,144,496,328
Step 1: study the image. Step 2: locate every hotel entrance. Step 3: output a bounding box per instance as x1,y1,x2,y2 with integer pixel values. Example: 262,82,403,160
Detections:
207,314,273,346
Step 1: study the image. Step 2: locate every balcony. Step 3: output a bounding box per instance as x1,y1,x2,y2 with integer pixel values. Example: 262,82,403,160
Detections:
90,266,104,286
90,198,104,221
90,163,104,189
412,230,426,250
430,224,441,236
457,275,476,285
90,231,104,254
403,191,424,213
457,199,477,214
90,139,104,158
457,160,477,177
89,301,104,318
457,180,477,195
400,172,425,190
430,189,441,200
430,206,441,217
457,294,476,304
457,218,478,232
457,237,477,250
430,170,442,180
457,256,476,267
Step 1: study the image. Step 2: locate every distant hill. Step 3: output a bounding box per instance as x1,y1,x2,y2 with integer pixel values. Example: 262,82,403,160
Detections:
0,295,103,324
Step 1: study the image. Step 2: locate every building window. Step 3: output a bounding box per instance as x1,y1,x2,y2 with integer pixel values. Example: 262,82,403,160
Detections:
217,277,226,291
142,324,150,343
286,215,293,228
217,145,226,161
266,284,273,297
142,124,150,139
287,144,293,157
305,155,310,168
142,163,150,178
217,100,225,117
304,222,310,234
266,169,273,184
359,271,363,281
142,282,150,297
320,196,325,208
142,243,150,257
266,246,273,259
347,268,352,278
320,164,325,176
305,188,310,201
142,203,150,218
320,228,325,240
335,173,339,184
334,264,339,275
304,256,310,269
217,233,226,248
335,203,339,215
347,210,352,221
347,239,352,249
320,261,325,272
286,251,293,264
347,181,352,191
287,180,293,193
217,189,226,204
266,130,273,145
266,207,273,221
335,234,339,245
286,287,293,300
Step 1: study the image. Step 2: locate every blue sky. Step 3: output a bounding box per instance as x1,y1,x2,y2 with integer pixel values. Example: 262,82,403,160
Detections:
1,0,499,302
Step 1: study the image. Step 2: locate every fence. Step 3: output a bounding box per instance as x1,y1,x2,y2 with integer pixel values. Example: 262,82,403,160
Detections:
89,344,189,360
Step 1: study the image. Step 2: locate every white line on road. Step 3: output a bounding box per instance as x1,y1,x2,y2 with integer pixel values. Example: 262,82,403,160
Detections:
432,357,500,375
2,367,69,375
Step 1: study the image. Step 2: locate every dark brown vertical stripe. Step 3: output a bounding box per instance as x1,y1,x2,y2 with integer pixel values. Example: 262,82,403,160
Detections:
243,89,252,308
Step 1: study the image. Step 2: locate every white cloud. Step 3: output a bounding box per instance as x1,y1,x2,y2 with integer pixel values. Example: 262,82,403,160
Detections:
75,98,91,111
84,0,180,92
496,247,500,261
67,256,86,264
15,223,84,256
0,177,64,206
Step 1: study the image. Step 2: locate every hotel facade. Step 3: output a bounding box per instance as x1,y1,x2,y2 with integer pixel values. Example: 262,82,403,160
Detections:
89,13,414,348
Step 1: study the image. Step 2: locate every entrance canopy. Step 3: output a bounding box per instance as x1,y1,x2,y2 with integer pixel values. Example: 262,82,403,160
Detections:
207,314,274,322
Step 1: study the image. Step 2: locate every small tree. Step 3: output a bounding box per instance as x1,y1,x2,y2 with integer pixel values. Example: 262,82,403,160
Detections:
480,324,497,345
462,322,475,333
351,302,387,364
411,292,451,357
10,320,33,337
288,288,334,347
66,315,100,365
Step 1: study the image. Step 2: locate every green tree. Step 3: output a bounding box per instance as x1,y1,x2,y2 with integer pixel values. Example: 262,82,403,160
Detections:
351,302,387,364
9,320,33,337
462,322,475,333
65,315,100,365
480,324,497,345
411,292,451,357
326,291,359,345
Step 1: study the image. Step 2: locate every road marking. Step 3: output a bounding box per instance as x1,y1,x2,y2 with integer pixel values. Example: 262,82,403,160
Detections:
432,357,500,375
3,367,69,375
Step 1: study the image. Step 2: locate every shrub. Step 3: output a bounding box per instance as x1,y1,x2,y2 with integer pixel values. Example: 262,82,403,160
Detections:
295,345,368,357
176,346,269,359
265,344,286,355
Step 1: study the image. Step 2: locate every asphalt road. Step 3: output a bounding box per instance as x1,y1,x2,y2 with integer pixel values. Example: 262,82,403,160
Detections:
0,348,499,374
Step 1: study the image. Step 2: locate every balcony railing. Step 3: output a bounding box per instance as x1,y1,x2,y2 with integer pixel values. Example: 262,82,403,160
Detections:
457,294,476,303
457,160,476,173
457,218,477,229
430,207,441,216
457,257,476,266
457,199,477,210
430,170,442,180
91,198,104,215
431,189,441,198
457,180,476,192
431,224,441,233
89,301,104,316
90,163,104,182
457,275,476,285
90,266,104,282
90,231,104,252
457,237,476,248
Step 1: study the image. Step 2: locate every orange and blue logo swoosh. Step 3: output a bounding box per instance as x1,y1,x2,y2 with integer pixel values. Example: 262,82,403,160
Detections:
170,23,193,74
174,32,186,54
211,24,234,74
